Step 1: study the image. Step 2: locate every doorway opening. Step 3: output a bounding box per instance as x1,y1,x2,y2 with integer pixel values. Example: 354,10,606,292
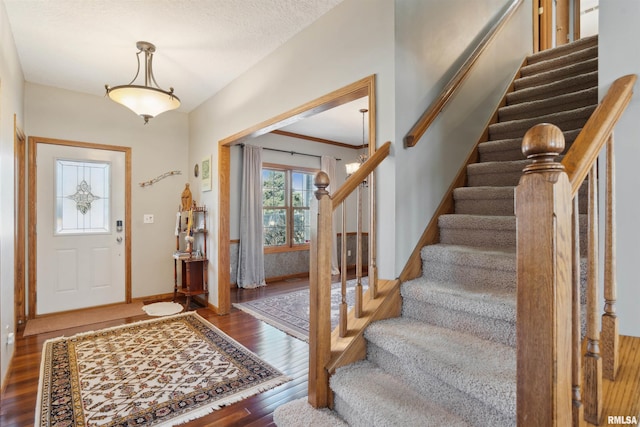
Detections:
216,75,376,314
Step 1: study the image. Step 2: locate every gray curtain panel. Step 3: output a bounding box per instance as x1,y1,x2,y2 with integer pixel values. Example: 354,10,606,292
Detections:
237,145,266,288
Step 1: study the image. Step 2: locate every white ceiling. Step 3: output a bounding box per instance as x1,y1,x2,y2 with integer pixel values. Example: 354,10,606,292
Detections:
3,0,368,146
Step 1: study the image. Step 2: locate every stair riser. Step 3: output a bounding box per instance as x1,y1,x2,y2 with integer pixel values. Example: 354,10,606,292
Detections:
439,221,588,254
332,396,372,427
525,35,597,65
455,192,589,215
468,170,523,187
423,262,515,290
402,299,515,347
366,344,516,425
498,95,596,123
513,58,598,92
506,72,597,105
454,198,515,216
489,112,594,141
520,46,598,77
440,227,514,250
479,138,578,162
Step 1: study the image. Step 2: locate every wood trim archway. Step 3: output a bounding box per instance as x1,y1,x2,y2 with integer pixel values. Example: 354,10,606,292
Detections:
27,136,132,319
216,75,377,314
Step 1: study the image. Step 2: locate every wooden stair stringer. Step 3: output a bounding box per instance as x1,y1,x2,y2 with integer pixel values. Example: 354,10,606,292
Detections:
326,278,401,375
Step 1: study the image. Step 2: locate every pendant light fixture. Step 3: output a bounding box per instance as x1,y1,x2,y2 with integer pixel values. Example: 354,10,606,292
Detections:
345,108,369,175
105,41,180,124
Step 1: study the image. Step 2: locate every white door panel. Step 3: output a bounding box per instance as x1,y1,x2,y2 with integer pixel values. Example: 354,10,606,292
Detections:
37,144,125,315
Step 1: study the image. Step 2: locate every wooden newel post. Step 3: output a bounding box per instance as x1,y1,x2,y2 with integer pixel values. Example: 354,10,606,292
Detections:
516,124,572,426
308,171,333,408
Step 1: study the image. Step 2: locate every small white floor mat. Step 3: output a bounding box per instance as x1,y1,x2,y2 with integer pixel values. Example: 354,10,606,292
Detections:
142,301,184,316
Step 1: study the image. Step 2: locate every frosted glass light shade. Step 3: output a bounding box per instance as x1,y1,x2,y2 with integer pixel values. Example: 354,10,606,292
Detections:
345,162,361,175
107,85,180,121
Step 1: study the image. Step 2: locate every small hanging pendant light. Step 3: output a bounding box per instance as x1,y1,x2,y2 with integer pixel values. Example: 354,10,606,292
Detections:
105,41,180,124
345,108,369,175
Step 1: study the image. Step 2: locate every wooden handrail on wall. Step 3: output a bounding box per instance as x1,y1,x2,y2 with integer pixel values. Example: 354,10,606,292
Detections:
516,74,636,426
308,141,396,409
404,0,523,147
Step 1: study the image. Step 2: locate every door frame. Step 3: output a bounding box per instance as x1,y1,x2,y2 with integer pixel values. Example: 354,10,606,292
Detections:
13,115,26,326
215,75,376,315
27,136,132,318
533,0,553,52
534,0,579,52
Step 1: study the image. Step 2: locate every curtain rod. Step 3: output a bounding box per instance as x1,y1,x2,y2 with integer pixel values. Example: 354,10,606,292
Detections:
241,144,341,161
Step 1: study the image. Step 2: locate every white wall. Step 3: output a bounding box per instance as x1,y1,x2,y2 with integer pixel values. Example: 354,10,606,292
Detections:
599,1,640,337
393,0,533,273
189,0,395,308
0,0,24,390
25,83,189,300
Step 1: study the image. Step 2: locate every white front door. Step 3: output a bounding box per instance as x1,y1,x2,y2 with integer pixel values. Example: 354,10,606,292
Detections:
36,143,126,315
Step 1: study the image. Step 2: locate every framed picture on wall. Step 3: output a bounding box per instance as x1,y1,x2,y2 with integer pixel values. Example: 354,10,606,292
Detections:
201,155,212,192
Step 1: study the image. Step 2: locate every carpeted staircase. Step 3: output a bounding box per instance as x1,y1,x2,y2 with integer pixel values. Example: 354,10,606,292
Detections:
275,36,598,426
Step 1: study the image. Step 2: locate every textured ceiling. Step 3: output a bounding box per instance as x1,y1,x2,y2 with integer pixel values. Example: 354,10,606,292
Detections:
3,0,344,112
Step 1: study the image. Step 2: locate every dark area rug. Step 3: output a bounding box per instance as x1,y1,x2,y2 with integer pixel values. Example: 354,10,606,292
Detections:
233,277,368,341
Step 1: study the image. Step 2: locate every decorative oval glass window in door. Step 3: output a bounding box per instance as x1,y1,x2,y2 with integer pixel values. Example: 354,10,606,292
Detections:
55,159,111,235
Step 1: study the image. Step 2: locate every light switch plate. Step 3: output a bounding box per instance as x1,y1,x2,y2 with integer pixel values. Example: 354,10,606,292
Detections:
143,214,154,224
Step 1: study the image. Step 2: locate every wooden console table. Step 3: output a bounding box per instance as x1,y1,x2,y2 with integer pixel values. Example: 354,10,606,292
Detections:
173,255,208,310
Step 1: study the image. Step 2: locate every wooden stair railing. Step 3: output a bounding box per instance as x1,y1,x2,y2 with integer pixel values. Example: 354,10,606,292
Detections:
516,74,636,426
308,141,399,408
404,0,523,147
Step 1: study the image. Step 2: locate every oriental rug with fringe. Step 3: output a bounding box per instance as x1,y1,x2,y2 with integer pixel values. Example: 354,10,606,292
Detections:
35,312,290,426
233,277,368,342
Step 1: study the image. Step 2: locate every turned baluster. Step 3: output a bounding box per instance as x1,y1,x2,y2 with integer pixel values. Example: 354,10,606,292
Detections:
355,180,363,318
516,124,572,426
572,195,584,427
369,170,378,299
308,171,333,408
584,163,603,425
602,134,619,381
339,203,348,337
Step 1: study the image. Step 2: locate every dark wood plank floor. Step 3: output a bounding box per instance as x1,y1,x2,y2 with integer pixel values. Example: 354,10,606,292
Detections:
0,277,311,427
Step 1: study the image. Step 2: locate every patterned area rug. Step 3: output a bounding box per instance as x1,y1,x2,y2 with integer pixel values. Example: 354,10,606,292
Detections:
35,312,290,426
233,277,368,342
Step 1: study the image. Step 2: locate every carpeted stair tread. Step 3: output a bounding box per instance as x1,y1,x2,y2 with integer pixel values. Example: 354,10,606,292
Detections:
273,398,348,427
499,86,597,122
525,34,598,65
478,128,581,162
515,57,597,92
421,244,515,290
440,213,589,253
453,186,516,216
422,244,514,268
519,44,597,77
439,214,515,249
364,318,516,417
488,104,596,141
402,277,515,322
506,70,598,105
330,360,469,427
401,277,516,347
453,184,588,216
467,159,530,187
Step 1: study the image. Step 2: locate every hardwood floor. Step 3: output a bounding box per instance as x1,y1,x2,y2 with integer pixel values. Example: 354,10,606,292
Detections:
2,275,639,426
0,278,311,427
